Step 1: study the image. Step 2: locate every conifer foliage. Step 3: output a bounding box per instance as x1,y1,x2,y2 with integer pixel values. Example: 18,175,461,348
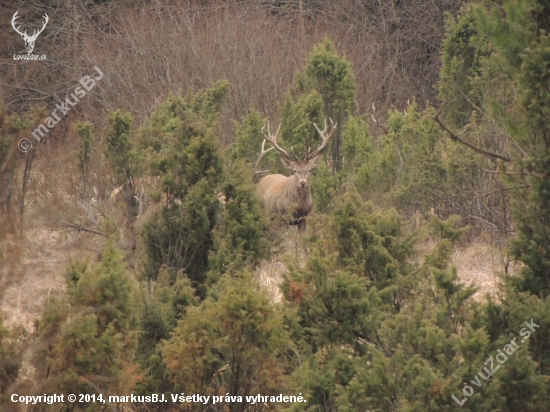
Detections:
301,38,356,173
162,273,290,412
0,312,22,411
140,82,228,287
207,160,271,285
32,239,138,410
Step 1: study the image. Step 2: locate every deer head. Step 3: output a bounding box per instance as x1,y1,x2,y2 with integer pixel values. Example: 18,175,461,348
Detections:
255,119,336,183
12,11,49,54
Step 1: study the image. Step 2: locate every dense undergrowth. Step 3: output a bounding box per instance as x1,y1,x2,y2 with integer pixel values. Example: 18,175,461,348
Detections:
1,0,550,411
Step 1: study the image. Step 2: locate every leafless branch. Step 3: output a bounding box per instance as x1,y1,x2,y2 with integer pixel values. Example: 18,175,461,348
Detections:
56,218,106,237
457,88,528,158
430,102,511,162
371,103,388,134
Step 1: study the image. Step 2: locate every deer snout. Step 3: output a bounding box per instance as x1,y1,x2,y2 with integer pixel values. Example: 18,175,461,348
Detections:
298,180,308,188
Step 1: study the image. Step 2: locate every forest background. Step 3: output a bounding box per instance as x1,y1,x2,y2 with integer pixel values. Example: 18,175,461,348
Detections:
1,0,550,411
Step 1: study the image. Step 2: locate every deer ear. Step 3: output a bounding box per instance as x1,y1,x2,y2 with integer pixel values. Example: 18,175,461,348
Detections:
307,156,322,169
280,158,295,170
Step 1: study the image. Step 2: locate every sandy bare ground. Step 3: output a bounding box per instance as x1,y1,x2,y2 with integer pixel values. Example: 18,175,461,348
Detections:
1,225,104,331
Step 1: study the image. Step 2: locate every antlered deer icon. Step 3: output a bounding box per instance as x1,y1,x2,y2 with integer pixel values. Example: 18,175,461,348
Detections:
11,11,49,54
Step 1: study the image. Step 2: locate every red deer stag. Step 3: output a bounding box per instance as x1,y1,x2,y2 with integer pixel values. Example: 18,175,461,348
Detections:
255,118,336,232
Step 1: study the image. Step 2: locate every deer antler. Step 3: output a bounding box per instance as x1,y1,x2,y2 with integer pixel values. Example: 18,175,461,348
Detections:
261,122,300,162
254,139,274,178
11,11,48,40
308,118,337,160
29,13,49,40
11,11,27,38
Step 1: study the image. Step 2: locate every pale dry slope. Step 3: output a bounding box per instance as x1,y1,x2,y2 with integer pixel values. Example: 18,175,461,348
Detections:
1,225,104,331
452,240,518,301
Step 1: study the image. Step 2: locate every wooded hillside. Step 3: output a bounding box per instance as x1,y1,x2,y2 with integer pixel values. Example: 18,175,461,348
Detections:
1,0,550,411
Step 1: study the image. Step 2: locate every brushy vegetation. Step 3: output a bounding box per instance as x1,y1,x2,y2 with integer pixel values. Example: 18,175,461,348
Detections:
1,0,550,411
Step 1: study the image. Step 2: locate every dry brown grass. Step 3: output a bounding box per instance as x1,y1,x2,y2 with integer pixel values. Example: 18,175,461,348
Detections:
257,257,285,303
1,225,104,332
255,226,309,303
452,239,520,302
0,139,112,331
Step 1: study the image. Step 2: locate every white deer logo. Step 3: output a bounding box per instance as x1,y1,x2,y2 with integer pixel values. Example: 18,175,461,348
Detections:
11,11,49,54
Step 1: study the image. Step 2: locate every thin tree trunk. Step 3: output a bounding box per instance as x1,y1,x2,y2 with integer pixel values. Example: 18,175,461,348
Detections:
20,147,35,233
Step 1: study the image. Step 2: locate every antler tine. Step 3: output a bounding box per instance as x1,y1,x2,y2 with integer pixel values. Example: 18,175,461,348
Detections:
11,11,27,37
39,13,48,34
261,121,299,161
254,139,275,178
308,118,337,160
29,13,48,39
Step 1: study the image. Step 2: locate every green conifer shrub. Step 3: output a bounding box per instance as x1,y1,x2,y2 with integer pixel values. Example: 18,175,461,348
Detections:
32,239,138,410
